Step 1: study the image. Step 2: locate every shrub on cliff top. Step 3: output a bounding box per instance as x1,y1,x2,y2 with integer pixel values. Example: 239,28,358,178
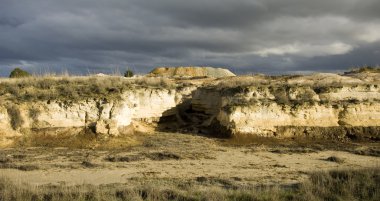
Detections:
9,68,31,78
124,69,134,77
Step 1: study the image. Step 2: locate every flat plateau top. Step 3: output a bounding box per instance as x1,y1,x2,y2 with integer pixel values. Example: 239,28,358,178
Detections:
149,66,236,78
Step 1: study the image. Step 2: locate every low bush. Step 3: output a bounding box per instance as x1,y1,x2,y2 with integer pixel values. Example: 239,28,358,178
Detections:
124,69,134,77
9,68,31,78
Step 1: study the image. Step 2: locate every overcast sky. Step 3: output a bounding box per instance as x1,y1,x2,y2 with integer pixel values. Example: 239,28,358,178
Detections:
0,0,379,76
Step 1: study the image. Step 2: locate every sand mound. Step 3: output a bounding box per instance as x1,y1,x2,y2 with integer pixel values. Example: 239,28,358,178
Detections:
149,66,235,78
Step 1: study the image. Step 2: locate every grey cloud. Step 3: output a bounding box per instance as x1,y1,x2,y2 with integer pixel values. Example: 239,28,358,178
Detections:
0,0,379,76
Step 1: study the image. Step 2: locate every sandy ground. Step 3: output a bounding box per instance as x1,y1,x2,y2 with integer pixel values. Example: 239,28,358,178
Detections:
1,132,379,186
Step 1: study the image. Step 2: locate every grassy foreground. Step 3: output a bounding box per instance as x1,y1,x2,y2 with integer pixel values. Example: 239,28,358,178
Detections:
0,168,379,201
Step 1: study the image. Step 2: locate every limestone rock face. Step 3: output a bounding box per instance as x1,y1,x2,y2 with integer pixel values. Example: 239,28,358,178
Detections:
0,87,192,140
216,102,380,137
192,89,223,114
0,72,379,143
184,73,380,138
95,119,119,137
195,83,380,138
95,120,108,135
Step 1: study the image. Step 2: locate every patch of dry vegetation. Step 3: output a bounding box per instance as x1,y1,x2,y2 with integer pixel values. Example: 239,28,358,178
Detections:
0,76,176,102
300,168,380,201
12,128,141,149
213,75,271,88
0,168,378,201
221,135,380,157
213,70,376,91
345,66,380,74
6,104,24,130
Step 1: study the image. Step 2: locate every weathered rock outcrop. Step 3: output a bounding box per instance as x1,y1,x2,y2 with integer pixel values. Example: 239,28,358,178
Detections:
190,75,380,139
0,86,195,141
1,72,379,144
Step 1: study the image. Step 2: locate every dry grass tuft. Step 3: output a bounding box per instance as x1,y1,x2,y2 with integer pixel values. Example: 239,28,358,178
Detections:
105,154,143,162
300,168,380,201
325,156,345,163
145,152,182,161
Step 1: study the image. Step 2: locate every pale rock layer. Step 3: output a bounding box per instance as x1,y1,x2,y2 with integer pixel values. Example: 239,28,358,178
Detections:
1,76,379,140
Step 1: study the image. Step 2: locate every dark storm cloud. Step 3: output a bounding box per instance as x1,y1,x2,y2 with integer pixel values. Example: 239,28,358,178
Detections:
0,0,379,76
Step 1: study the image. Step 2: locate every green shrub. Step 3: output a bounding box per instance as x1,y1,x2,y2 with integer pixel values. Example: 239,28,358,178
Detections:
124,69,134,77
9,68,31,78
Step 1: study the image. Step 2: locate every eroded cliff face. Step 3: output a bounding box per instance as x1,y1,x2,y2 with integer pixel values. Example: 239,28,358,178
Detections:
1,72,379,144
0,86,195,142
193,77,380,140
